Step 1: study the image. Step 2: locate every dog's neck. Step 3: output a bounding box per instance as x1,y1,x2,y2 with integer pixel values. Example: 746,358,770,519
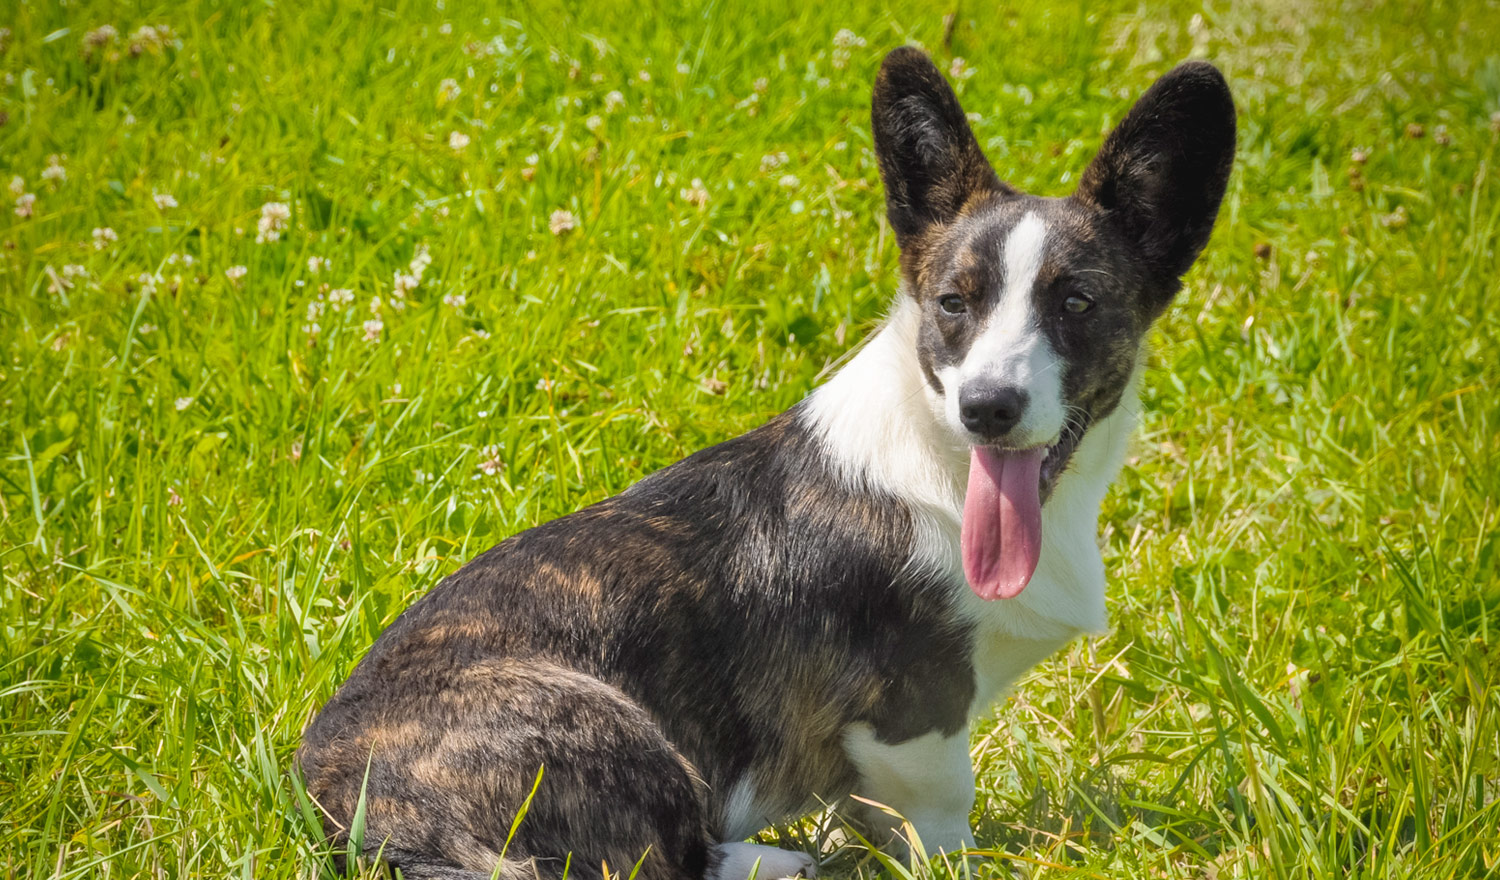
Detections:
799,293,1136,637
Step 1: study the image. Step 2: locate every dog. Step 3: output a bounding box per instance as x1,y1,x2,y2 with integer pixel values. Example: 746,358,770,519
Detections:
297,47,1235,880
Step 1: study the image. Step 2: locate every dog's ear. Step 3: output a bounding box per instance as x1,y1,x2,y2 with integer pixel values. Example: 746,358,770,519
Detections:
872,47,1005,250
1075,61,1236,284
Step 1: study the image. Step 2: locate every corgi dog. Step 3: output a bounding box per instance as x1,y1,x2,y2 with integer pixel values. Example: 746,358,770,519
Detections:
298,47,1235,880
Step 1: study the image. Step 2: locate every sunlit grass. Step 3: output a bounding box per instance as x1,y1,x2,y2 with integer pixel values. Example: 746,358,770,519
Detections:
2,0,1498,877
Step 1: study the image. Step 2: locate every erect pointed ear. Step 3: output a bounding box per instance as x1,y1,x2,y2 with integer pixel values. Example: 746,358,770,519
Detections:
872,47,1006,249
1075,61,1237,283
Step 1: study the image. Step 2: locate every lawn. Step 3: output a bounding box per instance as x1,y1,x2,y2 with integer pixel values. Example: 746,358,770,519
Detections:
2,0,1498,877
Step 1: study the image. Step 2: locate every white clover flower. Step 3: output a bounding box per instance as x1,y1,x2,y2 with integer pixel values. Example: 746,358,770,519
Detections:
394,272,419,295
833,28,865,48
753,77,769,94
831,49,850,70
369,295,383,313
476,444,504,476
604,90,625,112
83,24,119,51
676,62,690,75
14,192,35,218
448,130,471,151
362,318,384,341
174,396,193,411
93,227,118,249
41,155,66,183
525,153,540,165
131,24,174,54
535,378,555,392
256,201,291,243
438,77,461,103
307,255,329,274
63,264,87,279
153,192,178,209
949,57,972,79
442,292,467,308
637,69,651,82
327,288,354,307
8,176,23,197
777,173,800,188
585,115,603,132
438,22,452,35
138,323,158,335
225,265,248,281
760,151,788,172
410,243,432,278
548,209,578,235
679,178,709,207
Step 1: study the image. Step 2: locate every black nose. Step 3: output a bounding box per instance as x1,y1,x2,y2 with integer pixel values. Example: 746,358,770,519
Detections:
959,384,1028,438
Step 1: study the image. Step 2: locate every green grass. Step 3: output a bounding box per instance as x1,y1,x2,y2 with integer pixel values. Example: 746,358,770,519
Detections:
3,0,1499,877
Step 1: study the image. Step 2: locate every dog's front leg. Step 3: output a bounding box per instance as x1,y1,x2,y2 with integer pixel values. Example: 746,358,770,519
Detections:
843,724,977,859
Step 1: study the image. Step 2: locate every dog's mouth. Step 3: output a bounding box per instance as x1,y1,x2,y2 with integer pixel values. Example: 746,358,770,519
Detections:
1039,416,1087,501
960,416,1088,602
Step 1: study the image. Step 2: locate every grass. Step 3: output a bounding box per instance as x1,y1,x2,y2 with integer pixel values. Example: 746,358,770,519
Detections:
2,0,1498,877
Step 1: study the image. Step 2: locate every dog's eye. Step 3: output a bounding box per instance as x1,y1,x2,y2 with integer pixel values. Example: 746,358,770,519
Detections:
1062,294,1094,315
938,294,967,315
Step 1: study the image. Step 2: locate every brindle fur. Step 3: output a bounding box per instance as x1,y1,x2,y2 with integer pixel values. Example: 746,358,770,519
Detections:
299,415,973,879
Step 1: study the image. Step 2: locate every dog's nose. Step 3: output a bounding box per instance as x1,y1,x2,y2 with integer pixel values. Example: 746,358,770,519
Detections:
959,384,1028,438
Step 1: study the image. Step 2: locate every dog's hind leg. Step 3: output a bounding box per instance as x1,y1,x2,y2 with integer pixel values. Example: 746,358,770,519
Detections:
298,658,716,880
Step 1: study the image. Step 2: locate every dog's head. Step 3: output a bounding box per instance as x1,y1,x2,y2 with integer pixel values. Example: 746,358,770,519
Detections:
873,48,1235,494
871,48,1235,597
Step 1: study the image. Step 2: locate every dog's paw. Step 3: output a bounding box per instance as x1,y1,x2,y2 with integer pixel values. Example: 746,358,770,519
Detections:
711,842,817,880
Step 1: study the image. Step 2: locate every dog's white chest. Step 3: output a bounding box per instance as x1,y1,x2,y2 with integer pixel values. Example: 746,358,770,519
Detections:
943,520,1109,715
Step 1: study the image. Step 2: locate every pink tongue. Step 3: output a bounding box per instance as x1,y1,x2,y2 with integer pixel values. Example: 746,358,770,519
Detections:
961,447,1044,600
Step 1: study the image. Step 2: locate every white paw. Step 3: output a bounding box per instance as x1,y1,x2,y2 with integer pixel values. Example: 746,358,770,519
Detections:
904,819,976,859
710,842,817,880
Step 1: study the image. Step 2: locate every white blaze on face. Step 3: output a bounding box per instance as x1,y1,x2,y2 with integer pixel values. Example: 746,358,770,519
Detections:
938,212,1065,448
